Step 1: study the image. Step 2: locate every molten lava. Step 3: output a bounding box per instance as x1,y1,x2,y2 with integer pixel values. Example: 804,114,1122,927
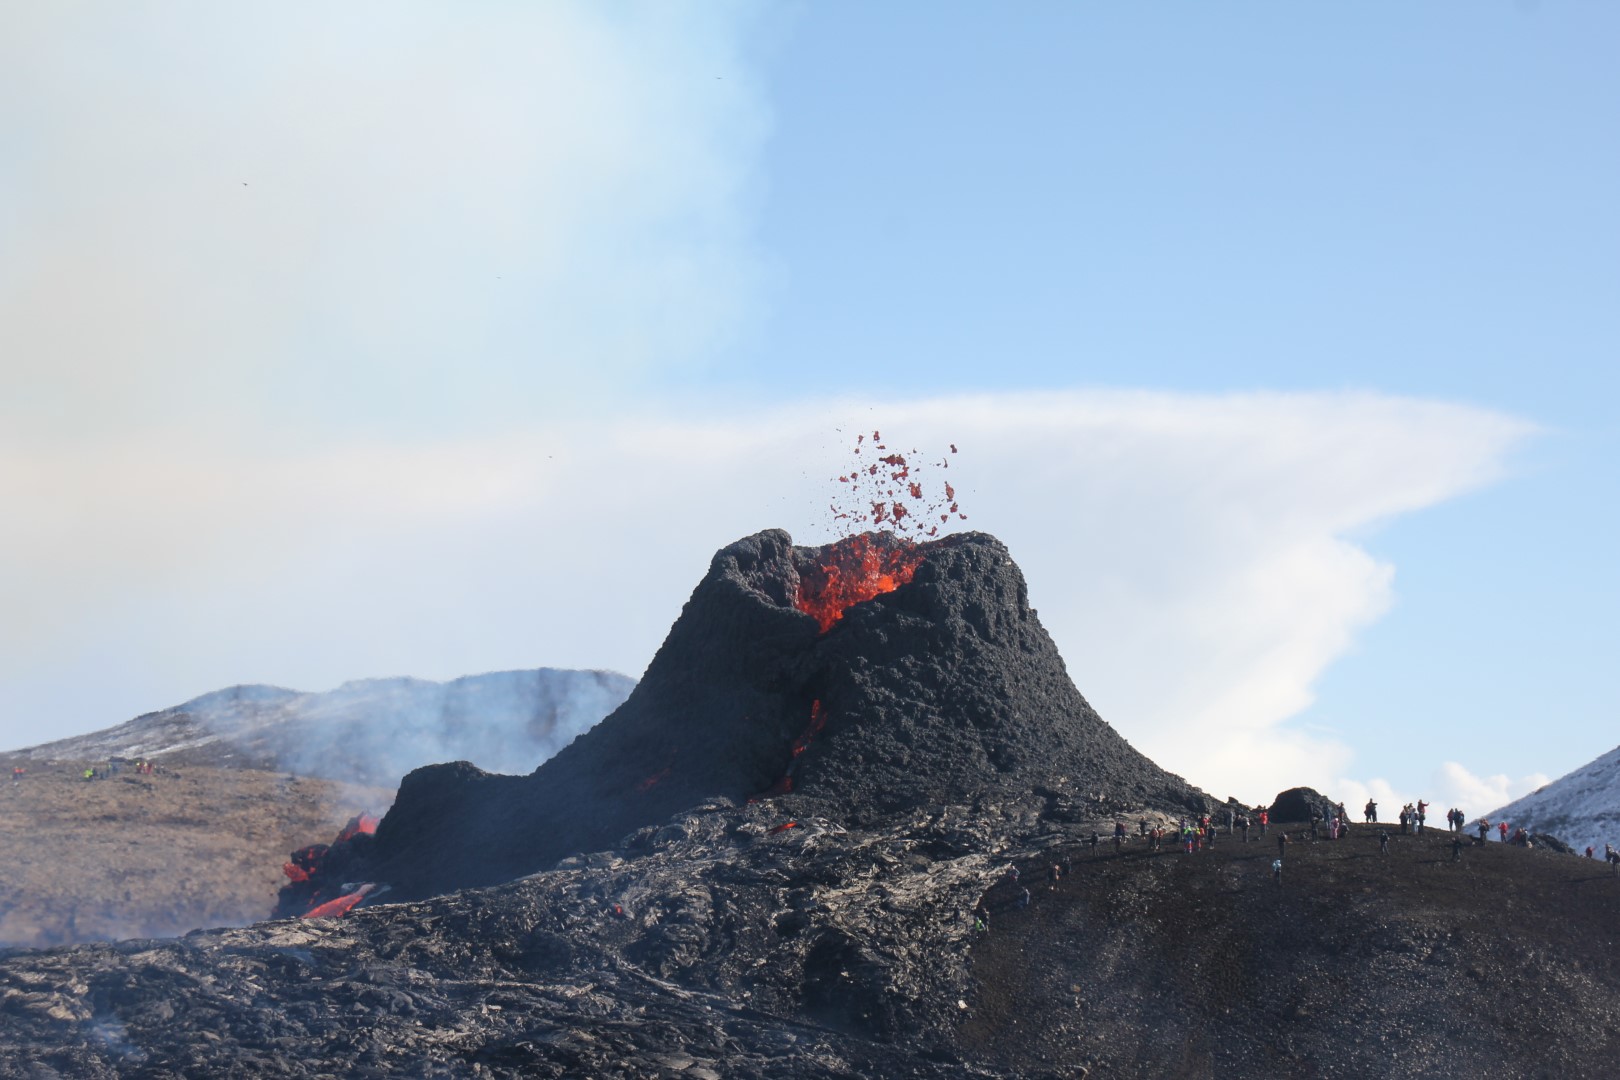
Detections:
275,813,384,920
303,883,381,919
795,535,922,633
334,814,380,844
752,700,831,802
791,700,827,757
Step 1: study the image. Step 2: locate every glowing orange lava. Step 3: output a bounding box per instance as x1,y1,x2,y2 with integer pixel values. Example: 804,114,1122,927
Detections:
796,535,922,633
303,884,380,919
790,700,827,756
334,813,380,844
636,765,672,793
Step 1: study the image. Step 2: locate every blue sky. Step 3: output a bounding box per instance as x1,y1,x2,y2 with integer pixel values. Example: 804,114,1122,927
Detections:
736,2,1619,805
1,3,1614,816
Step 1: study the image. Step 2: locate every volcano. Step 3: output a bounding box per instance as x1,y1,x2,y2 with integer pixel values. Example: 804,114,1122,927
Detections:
366,530,1202,899
5,529,1620,1078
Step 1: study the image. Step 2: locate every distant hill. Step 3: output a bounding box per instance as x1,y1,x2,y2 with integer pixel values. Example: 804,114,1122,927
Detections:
6,668,635,788
0,667,633,948
1489,742,1620,856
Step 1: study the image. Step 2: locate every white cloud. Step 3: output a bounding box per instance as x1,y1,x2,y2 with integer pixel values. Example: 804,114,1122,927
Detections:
0,1,767,441
0,391,1530,804
1435,762,1549,819
1331,760,1552,825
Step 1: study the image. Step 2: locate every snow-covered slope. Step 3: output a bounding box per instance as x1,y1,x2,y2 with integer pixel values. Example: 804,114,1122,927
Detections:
6,669,635,788
1488,743,1620,855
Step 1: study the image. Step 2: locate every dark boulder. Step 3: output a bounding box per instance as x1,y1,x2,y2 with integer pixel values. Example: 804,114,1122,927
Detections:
1268,786,1333,824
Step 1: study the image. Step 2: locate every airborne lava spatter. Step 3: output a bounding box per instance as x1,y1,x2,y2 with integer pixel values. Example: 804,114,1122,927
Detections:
828,432,965,540
796,432,966,647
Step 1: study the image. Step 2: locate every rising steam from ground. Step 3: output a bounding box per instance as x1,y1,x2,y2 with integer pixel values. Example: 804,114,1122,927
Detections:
201,670,637,785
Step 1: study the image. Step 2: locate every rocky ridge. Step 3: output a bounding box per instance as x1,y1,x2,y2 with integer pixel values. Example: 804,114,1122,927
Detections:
6,668,634,788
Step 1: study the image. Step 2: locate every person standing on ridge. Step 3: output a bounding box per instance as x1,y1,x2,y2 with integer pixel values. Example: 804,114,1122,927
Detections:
1499,821,1509,844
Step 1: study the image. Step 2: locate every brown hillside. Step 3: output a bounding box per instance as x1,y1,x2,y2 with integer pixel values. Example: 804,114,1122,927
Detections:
0,759,392,948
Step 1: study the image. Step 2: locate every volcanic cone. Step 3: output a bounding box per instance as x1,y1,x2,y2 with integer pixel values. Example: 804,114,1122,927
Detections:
368,529,1201,898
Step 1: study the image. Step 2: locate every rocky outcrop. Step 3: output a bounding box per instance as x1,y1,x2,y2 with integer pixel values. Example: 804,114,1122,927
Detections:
1268,786,1335,823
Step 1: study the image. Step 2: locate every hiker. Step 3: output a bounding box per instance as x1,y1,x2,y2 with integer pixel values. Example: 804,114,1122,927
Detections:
1272,858,1283,883
1259,810,1269,838
1452,836,1463,862
1017,887,1030,910
1089,832,1100,854
1277,832,1290,858
1006,865,1020,885
1499,821,1509,843
1416,799,1428,834
1586,846,1595,859
1477,819,1490,845
1049,863,1061,889
1399,807,1409,835
1139,818,1148,837
1060,855,1072,878
1337,803,1349,832
1607,845,1619,870
1378,830,1390,855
